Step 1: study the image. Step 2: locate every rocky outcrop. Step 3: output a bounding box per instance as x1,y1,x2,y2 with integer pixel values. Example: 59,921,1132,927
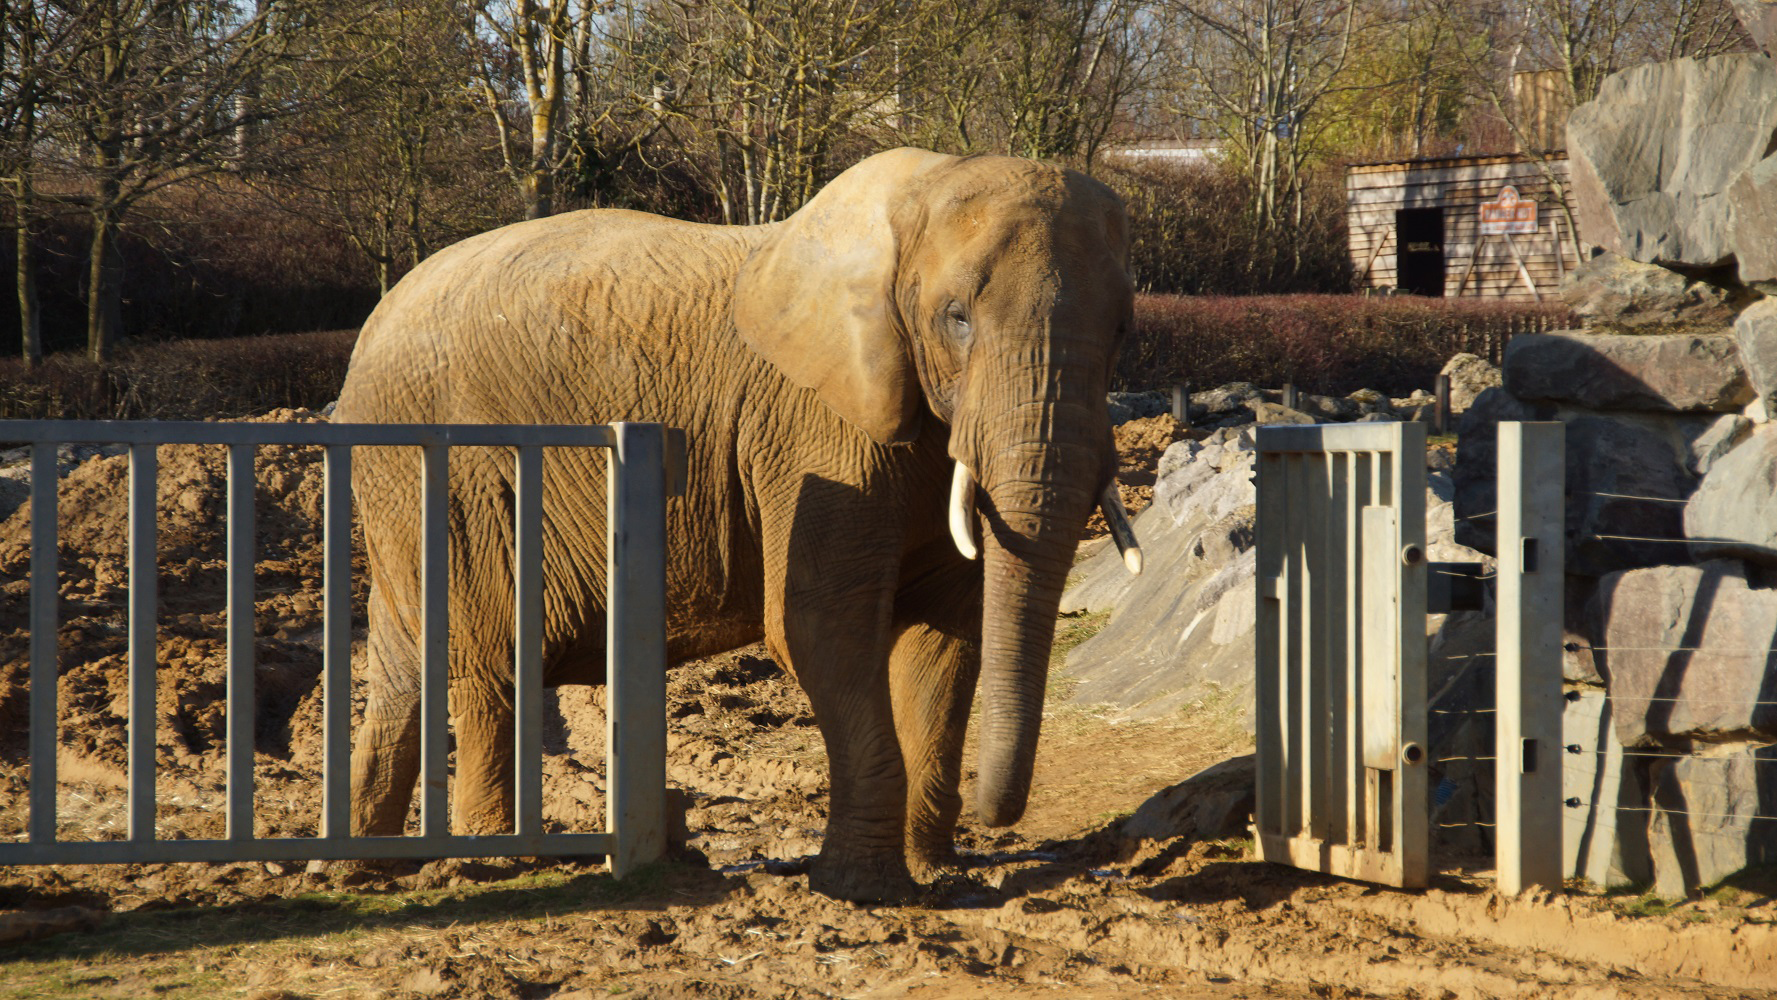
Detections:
1593,560,1777,745
1440,353,1501,413
1734,299,1777,413
1560,252,1742,332
1503,332,1753,413
1567,53,1777,271
1649,748,1777,898
1685,424,1777,566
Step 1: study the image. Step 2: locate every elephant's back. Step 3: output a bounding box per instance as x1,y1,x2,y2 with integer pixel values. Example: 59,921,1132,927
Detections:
335,210,770,425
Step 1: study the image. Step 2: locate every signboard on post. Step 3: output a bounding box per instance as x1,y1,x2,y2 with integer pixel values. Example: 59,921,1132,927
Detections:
1480,185,1538,235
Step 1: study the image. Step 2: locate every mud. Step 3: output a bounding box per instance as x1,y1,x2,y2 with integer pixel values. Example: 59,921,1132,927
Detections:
1,412,1774,999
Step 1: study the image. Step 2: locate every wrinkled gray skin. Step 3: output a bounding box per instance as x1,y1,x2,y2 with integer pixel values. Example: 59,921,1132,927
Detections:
331,147,1133,902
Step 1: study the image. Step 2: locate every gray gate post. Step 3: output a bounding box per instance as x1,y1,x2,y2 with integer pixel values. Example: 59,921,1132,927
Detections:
1496,421,1565,893
607,423,669,876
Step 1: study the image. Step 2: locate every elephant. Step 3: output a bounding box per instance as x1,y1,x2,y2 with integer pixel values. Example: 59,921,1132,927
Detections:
330,146,1141,903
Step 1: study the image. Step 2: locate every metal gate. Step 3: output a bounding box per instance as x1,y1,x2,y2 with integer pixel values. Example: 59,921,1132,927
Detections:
1,419,677,877
1253,420,1564,891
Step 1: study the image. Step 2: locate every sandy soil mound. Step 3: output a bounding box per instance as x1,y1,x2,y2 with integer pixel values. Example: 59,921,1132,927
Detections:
1,413,1773,999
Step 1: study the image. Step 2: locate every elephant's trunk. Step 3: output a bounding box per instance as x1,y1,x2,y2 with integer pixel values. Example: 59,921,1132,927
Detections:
970,421,1101,827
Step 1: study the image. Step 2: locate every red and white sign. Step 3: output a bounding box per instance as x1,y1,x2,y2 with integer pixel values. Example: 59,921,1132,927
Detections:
1479,185,1538,235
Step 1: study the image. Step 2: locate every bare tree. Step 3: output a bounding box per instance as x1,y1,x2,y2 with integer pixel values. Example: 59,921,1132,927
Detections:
0,1,103,363
39,0,352,360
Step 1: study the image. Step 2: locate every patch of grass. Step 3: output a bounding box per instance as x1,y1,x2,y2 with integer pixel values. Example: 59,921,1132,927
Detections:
1051,610,1110,666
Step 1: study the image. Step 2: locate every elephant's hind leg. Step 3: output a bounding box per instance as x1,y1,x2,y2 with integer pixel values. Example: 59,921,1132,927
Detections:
889,621,980,879
351,584,422,836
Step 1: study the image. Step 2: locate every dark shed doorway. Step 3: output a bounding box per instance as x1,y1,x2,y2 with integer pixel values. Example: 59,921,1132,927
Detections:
1395,208,1446,296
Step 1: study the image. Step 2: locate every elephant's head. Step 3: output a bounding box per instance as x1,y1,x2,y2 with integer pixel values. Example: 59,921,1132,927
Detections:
734,148,1135,827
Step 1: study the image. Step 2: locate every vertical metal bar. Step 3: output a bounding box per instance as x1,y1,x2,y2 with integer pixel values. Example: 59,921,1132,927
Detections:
606,423,668,876
1346,451,1371,846
226,444,256,840
1303,451,1329,842
1395,420,1430,888
1497,421,1566,893
513,445,545,838
128,444,158,841
1283,454,1307,837
420,444,450,838
1323,451,1350,846
321,445,352,839
1253,450,1284,842
1172,383,1190,428
28,443,58,844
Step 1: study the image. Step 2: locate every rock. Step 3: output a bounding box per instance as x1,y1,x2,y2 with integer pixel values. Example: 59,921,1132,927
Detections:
1503,331,1753,413
1439,353,1502,412
1346,388,1393,414
1108,391,1170,425
1734,1,1777,54
1296,393,1362,422
1356,411,1401,422
1648,746,1777,898
1559,251,1740,331
1567,53,1777,269
1595,560,1777,745
1689,413,1752,477
1246,400,1317,425
1191,382,1262,419
1456,389,1707,574
1734,299,1777,414
1686,423,1777,565
1562,688,1652,888
1728,154,1777,286
1121,754,1255,843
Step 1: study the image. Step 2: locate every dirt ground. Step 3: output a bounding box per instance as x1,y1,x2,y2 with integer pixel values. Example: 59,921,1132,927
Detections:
1,413,1775,999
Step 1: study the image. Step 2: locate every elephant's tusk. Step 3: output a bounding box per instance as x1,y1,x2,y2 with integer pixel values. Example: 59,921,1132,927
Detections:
1100,482,1143,576
949,461,979,561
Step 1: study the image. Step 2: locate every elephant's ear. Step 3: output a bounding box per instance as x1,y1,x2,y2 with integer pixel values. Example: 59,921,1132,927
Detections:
733,148,950,445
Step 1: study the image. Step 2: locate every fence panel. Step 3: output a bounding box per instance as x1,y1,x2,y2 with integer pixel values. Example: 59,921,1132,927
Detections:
1255,421,1429,887
0,419,676,874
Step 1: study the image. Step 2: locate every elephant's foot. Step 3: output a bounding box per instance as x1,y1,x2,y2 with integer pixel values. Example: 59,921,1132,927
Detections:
907,842,964,882
807,851,918,904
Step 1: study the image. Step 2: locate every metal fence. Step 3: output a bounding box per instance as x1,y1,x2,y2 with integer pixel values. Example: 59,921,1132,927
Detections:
1253,420,1565,891
0,419,673,877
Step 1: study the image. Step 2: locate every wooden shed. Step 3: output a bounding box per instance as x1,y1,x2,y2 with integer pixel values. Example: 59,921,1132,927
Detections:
1346,153,1589,300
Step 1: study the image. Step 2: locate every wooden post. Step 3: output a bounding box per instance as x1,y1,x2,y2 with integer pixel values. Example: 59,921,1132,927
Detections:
1496,421,1565,893
1173,383,1190,428
1283,383,1299,411
1434,375,1452,435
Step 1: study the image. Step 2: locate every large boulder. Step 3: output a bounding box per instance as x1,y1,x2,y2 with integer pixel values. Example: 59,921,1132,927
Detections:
1456,389,1709,575
1727,154,1777,286
1648,748,1777,898
1562,687,1653,888
1594,560,1777,745
1734,298,1777,414
1734,0,1777,54
1567,53,1777,269
1439,353,1502,413
1686,422,1777,566
1063,433,1260,720
1502,331,1753,413
1559,251,1741,332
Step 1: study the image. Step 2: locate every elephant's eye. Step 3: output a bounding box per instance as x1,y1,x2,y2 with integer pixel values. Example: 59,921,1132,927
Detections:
945,302,972,346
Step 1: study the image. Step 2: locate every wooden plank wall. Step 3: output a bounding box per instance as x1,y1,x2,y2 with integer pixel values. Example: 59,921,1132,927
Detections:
1347,155,1587,301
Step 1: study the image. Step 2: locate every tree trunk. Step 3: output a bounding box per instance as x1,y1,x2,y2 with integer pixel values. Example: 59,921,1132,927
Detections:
16,173,41,366
86,202,124,363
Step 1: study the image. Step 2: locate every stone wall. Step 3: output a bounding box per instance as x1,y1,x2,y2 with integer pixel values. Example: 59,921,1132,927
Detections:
1454,39,1777,897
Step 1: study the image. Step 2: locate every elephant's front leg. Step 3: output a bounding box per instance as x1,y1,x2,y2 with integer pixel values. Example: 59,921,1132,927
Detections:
889,621,979,878
765,499,912,902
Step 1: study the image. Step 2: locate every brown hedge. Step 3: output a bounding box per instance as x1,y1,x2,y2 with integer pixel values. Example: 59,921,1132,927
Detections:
1120,294,1575,396
0,330,357,423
